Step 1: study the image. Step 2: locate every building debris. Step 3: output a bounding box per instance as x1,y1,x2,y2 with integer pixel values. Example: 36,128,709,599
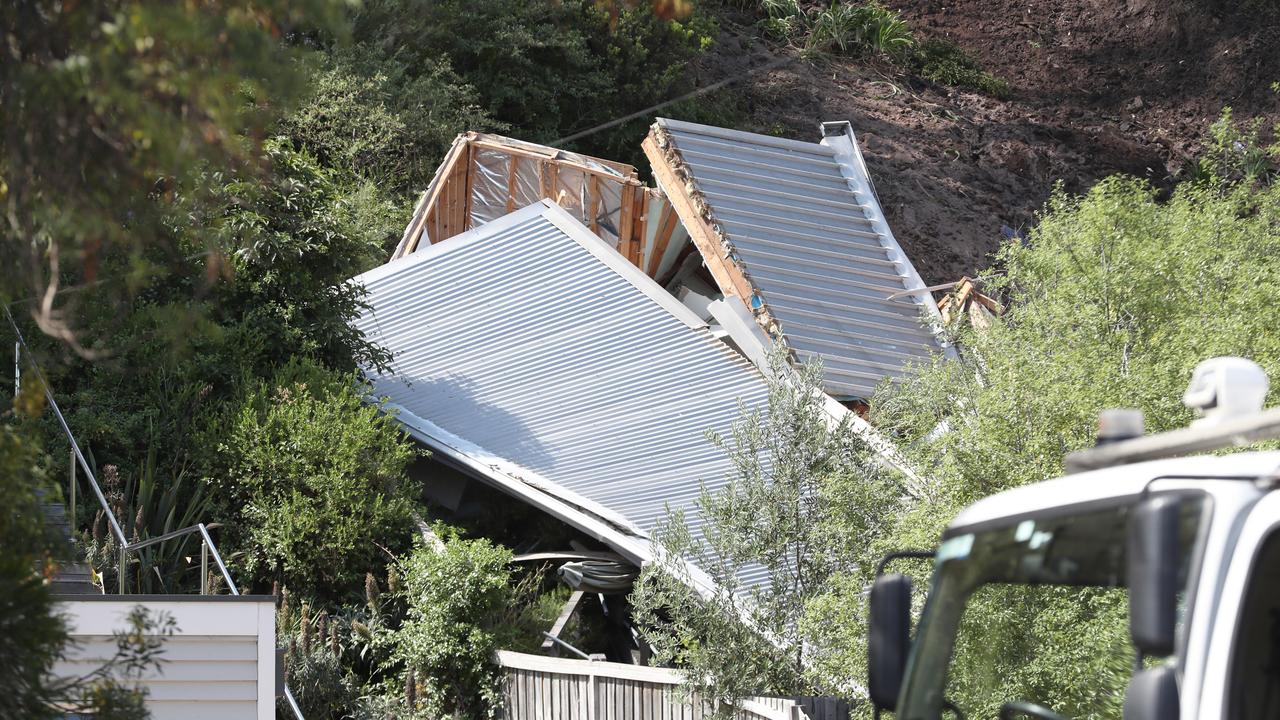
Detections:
356,118,956,632
393,131,686,275
936,276,1004,330
644,118,950,402
356,201,776,596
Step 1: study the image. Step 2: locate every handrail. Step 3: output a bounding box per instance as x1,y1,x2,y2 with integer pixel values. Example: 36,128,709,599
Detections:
127,522,240,596
7,307,303,718
4,306,238,595
6,307,127,545
283,684,306,720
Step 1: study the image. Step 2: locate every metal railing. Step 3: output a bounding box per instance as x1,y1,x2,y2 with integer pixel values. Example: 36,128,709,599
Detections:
6,307,238,596
7,307,304,719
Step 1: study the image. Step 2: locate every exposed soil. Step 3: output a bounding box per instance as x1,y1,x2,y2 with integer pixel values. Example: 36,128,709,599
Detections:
699,0,1280,283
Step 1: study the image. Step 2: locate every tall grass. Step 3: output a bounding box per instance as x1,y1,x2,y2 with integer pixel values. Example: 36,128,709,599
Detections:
808,2,915,58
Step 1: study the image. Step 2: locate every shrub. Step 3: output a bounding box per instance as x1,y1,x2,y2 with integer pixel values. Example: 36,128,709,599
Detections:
394,536,526,720
283,52,493,193
907,38,1010,98
205,359,421,600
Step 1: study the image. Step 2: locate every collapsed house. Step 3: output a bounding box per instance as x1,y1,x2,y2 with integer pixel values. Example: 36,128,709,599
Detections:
356,201,772,595
357,119,948,658
394,121,949,404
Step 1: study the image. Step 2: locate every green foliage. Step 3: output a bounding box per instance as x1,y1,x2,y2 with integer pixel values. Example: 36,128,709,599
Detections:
82,452,213,594
283,52,492,193
0,0,345,347
847,112,1280,714
206,138,392,373
808,2,914,59
0,412,68,719
205,359,421,599
632,352,902,707
907,39,1011,98
394,535,527,720
349,0,713,153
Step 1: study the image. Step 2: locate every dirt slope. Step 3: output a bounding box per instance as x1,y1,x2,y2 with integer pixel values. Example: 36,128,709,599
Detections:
706,0,1280,283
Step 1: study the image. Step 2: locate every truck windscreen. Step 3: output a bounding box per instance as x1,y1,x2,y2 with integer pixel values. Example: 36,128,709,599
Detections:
897,496,1205,720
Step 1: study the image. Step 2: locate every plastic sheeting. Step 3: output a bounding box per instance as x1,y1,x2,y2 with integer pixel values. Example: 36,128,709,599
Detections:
469,146,626,246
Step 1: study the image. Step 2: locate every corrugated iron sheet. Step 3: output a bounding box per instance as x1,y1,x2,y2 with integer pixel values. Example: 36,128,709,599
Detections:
654,118,945,401
353,201,774,589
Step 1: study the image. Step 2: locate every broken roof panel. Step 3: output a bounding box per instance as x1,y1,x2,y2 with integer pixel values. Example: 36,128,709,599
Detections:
644,118,948,401
354,200,774,588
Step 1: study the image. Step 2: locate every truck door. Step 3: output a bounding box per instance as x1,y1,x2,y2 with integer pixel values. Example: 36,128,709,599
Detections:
1201,491,1280,718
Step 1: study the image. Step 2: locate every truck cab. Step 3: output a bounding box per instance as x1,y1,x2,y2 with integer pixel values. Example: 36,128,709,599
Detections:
869,359,1280,719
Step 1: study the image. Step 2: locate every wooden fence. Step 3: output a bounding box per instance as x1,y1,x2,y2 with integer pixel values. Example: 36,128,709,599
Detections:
496,651,851,720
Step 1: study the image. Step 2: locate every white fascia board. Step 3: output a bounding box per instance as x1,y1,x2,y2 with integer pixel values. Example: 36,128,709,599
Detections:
819,121,957,360
707,296,774,372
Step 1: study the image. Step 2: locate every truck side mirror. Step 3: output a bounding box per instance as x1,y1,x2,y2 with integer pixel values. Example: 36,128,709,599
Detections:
1123,665,1178,720
1128,496,1182,656
869,573,913,711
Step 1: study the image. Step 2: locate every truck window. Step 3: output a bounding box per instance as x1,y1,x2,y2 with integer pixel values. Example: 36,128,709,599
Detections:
898,496,1205,720
1229,529,1280,719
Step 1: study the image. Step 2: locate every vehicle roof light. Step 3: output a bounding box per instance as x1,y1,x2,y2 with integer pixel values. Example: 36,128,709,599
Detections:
1183,357,1269,427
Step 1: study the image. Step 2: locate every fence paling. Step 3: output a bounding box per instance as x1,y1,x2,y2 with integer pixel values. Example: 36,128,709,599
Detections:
494,650,812,720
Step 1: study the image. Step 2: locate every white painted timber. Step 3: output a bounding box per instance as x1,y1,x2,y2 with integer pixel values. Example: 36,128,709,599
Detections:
53,596,277,720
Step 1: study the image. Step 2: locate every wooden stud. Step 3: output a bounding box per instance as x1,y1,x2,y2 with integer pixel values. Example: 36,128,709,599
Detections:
588,174,602,235
618,183,636,265
540,160,554,200
643,135,756,303
459,143,474,231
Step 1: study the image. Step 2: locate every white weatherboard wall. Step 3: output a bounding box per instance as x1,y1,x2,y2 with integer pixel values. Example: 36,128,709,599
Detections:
54,596,277,720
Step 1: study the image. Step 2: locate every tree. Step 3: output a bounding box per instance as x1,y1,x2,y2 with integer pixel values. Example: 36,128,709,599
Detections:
204,359,422,600
828,111,1280,717
0,0,344,351
631,351,901,709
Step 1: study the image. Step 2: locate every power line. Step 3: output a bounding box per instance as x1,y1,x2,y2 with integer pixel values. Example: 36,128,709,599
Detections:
551,56,794,146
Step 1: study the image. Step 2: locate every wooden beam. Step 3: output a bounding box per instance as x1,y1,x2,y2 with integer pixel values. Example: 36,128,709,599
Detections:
397,134,469,256
588,174,601,235
471,137,634,180
646,200,680,278
460,142,474,231
634,190,651,271
618,183,636,266
642,135,756,304
540,590,586,653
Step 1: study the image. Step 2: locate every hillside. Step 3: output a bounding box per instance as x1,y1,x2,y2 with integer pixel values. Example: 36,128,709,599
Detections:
693,0,1280,283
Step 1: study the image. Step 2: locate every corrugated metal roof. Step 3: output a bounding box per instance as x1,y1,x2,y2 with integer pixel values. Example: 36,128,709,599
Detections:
352,200,774,590
652,118,947,401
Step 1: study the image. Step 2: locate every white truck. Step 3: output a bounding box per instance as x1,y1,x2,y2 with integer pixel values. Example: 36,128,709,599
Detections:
867,358,1280,720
